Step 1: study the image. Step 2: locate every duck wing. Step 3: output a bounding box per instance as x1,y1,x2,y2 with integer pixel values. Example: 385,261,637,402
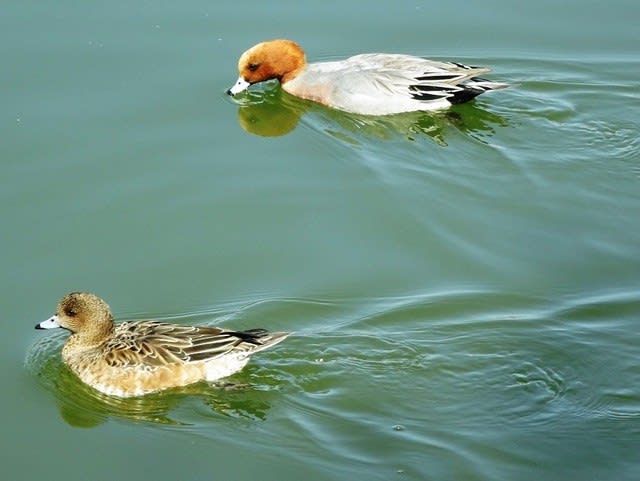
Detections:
334,54,505,105
362,54,497,96
104,321,285,367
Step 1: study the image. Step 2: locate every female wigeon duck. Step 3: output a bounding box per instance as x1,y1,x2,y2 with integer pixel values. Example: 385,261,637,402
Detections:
35,292,289,397
227,39,508,116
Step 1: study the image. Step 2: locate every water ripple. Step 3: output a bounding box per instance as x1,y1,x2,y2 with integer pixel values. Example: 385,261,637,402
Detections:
25,288,639,444
271,288,640,436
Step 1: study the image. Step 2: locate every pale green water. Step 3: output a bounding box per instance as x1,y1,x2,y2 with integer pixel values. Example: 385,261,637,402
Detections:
2,1,640,480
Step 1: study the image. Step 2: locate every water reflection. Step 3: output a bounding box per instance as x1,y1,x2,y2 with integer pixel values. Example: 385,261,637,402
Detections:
25,336,273,428
232,85,508,145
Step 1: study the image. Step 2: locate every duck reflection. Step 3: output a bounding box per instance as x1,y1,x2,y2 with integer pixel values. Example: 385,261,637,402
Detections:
26,336,273,428
232,85,508,145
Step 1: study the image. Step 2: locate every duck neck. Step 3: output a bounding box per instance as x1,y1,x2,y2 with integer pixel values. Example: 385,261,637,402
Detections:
281,62,305,84
272,41,306,85
75,317,115,347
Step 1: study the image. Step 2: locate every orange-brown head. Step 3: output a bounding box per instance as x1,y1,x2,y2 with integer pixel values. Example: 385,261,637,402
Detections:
227,39,307,95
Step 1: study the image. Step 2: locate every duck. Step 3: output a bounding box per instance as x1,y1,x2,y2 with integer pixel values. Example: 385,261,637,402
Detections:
35,292,289,397
227,39,508,116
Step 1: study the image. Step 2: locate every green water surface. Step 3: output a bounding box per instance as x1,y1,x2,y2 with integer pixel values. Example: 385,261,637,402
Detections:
2,1,639,480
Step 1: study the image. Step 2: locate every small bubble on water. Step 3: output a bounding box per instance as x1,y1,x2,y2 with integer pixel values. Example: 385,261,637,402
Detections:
392,424,405,431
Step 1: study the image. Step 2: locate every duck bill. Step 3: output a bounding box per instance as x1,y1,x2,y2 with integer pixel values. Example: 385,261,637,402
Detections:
35,315,61,330
227,77,251,95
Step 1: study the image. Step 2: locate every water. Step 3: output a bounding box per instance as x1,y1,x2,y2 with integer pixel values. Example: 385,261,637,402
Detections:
2,1,639,480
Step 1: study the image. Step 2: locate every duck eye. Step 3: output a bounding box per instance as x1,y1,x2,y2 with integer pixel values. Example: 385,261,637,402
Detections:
65,308,77,317
248,63,260,72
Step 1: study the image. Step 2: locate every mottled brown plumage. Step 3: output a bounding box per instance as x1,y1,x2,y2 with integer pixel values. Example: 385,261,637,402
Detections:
36,292,289,397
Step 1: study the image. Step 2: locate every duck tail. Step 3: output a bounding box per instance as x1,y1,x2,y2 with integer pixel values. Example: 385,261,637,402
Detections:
467,77,510,91
447,77,509,105
233,329,290,352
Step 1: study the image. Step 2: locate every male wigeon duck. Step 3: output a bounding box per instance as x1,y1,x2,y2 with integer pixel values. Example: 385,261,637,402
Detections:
35,292,289,397
227,39,508,116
